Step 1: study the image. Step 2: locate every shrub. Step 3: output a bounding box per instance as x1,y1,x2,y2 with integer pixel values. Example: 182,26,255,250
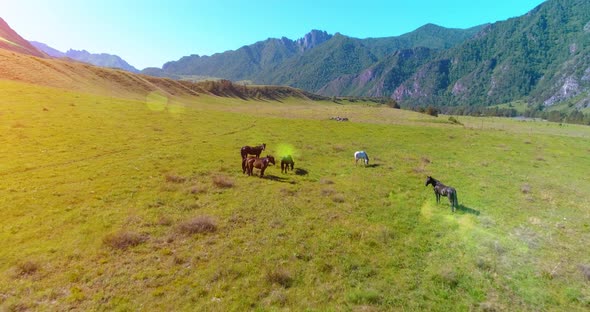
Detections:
426,106,439,117
177,216,217,235
103,231,147,250
212,175,234,188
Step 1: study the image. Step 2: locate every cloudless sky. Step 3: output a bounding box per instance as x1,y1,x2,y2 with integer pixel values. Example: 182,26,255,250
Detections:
3,0,546,69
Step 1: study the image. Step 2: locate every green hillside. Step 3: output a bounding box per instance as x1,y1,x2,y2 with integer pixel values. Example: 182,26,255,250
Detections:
2,79,590,310
393,0,590,108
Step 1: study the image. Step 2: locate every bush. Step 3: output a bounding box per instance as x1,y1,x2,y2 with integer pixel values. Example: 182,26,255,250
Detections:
426,106,439,117
177,216,217,235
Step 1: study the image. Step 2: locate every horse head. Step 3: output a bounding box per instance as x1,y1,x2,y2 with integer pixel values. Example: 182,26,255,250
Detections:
267,155,275,165
425,176,435,186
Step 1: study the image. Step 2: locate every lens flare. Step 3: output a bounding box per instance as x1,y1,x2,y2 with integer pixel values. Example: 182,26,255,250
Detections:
276,143,298,158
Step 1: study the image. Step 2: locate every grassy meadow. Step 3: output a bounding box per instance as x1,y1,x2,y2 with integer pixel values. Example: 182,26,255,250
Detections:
1,79,590,311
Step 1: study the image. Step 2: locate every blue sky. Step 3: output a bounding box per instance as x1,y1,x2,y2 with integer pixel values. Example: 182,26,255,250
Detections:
3,0,546,69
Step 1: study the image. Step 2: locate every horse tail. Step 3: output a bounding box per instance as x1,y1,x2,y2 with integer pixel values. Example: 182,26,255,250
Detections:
452,191,458,210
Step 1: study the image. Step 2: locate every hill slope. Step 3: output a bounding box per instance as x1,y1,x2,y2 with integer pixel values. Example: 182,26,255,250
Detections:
0,48,319,103
390,0,590,108
0,17,45,58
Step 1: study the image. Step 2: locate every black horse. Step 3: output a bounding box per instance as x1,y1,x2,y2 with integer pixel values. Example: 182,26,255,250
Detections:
425,176,459,212
280,155,294,173
246,155,275,178
240,143,266,160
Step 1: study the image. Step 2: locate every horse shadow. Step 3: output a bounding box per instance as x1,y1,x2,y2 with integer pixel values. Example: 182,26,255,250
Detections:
366,164,381,168
456,204,480,215
264,174,295,184
295,168,309,176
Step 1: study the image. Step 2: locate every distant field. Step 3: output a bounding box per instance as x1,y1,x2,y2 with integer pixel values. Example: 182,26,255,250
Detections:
1,80,590,311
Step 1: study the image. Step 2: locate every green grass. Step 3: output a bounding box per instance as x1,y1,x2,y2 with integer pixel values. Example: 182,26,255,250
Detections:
1,79,590,310
491,100,529,113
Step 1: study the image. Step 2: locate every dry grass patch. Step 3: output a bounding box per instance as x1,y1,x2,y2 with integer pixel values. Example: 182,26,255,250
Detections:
332,144,346,152
521,183,532,194
320,178,334,185
177,216,217,235
321,188,336,196
156,216,173,226
332,194,346,203
212,175,234,188
103,230,147,250
188,184,207,194
266,268,293,288
165,173,187,183
579,264,590,281
14,260,40,277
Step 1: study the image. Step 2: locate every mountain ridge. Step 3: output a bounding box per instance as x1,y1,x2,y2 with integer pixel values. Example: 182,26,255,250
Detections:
30,41,139,73
0,17,46,58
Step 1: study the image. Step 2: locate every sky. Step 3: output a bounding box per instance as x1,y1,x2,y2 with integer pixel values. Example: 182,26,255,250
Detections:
2,0,547,70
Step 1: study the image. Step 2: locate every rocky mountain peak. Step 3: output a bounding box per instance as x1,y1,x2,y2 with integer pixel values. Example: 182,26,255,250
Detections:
296,30,332,52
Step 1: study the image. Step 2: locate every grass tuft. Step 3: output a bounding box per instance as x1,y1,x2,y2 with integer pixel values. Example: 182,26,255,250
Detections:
266,268,293,288
103,231,147,250
165,173,187,183
212,175,234,188
332,194,345,203
320,178,334,185
177,216,217,235
15,260,40,277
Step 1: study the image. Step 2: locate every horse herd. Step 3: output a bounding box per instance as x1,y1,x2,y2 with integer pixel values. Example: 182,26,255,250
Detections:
240,143,460,212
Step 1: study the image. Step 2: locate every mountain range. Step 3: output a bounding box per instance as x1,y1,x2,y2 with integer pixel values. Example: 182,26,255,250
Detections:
2,0,590,114
30,41,139,73
145,0,590,111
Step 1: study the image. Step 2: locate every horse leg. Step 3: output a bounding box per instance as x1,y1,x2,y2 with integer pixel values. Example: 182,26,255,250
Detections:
260,167,265,178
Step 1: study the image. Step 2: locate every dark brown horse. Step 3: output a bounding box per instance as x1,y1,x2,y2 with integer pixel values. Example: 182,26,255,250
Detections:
246,155,275,178
280,155,294,173
240,143,266,160
425,176,459,212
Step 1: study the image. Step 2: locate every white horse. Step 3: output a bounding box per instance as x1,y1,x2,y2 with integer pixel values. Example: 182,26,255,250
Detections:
354,151,369,166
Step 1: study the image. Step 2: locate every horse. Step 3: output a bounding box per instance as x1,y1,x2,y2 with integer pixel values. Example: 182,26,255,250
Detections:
280,155,295,173
246,155,275,178
354,151,369,166
240,143,266,160
425,176,459,212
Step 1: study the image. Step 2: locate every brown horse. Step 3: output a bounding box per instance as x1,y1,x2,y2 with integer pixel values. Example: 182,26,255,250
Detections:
240,143,266,159
281,155,294,173
246,155,275,178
